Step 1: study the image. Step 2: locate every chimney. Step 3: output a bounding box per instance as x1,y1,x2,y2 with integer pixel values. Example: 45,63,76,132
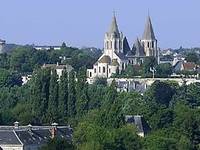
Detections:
14,121,19,129
51,123,58,139
27,124,32,131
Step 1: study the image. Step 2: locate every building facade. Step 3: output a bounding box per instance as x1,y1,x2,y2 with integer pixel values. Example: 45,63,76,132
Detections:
0,39,6,54
87,14,159,79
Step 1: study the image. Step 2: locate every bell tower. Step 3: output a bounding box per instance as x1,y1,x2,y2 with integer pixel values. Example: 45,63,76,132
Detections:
104,13,124,59
141,16,158,58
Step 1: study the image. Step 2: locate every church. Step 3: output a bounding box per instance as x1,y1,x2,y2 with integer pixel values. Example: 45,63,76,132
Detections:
87,14,159,79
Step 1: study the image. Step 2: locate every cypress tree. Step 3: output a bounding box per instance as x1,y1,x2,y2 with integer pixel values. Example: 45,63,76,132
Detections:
47,69,59,123
30,71,42,123
58,69,69,121
76,68,89,117
68,71,76,117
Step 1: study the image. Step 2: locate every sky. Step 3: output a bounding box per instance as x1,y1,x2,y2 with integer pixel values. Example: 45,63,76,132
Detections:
0,0,200,49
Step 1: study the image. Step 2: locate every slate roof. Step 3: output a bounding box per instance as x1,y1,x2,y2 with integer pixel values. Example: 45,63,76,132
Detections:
123,37,131,55
115,52,127,60
126,50,135,57
142,16,156,40
132,38,145,56
0,125,72,147
0,131,21,145
125,115,150,135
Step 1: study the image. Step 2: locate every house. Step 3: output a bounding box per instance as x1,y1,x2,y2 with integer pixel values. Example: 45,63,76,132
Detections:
174,61,196,73
0,122,72,150
42,63,73,78
125,115,150,137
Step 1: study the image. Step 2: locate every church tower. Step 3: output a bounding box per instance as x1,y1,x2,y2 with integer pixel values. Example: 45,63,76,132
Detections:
141,16,158,59
104,14,124,59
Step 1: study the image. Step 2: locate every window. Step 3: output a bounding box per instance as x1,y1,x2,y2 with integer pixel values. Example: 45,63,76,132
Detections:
99,67,101,73
106,41,109,49
103,67,106,73
110,41,112,49
90,72,92,77
109,68,111,73
94,68,96,73
147,42,150,48
114,41,117,49
152,41,154,48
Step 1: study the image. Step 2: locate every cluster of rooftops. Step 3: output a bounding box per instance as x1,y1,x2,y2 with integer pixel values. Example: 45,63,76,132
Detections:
0,122,72,149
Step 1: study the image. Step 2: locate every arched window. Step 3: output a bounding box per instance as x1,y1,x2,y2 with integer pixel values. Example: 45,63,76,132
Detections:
114,41,117,49
106,41,109,49
147,42,150,48
103,67,106,73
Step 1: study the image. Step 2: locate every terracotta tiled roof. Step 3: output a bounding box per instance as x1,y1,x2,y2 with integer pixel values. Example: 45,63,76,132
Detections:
183,62,196,71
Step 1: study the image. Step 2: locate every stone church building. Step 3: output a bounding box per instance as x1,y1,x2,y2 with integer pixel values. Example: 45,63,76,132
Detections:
87,14,159,79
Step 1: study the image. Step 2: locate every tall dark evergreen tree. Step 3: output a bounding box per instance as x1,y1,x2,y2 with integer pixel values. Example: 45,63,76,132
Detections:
58,70,69,121
68,71,76,117
47,69,59,123
76,68,89,117
30,69,51,124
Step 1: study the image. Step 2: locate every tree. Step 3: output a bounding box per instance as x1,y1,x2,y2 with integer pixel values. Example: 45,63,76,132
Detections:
58,70,69,122
144,80,176,107
143,56,157,76
0,68,22,88
156,63,173,77
30,69,51,124
61,42,67,49
47,69,59,123
185,52,199,63
76,67,90,117
68,71,76,117
41,138,74,150
104,125,142,150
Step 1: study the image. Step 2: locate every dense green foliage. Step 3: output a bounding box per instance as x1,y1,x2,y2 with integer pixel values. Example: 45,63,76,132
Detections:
40,138,74,150
1,46,200,149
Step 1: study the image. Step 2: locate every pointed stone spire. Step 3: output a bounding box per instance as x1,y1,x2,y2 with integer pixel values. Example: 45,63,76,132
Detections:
109,12,120,34
133,38,145,56
142,15,156,40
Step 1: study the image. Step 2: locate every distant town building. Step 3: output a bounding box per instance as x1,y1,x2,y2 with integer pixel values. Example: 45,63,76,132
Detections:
22,75,32,85
0,39,6,54
0,122,72,150
174,61,197,72
125,115,150,137
34,46,61,51
87,14,159,79
42,63,73,78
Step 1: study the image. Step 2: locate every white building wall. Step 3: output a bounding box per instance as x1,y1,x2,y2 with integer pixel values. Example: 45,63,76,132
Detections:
0,145,23,150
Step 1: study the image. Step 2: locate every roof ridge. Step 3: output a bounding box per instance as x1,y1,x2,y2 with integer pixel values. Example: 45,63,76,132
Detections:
13,130,24,146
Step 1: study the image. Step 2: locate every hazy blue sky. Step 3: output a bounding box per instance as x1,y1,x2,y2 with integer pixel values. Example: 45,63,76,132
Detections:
0,0,199,49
